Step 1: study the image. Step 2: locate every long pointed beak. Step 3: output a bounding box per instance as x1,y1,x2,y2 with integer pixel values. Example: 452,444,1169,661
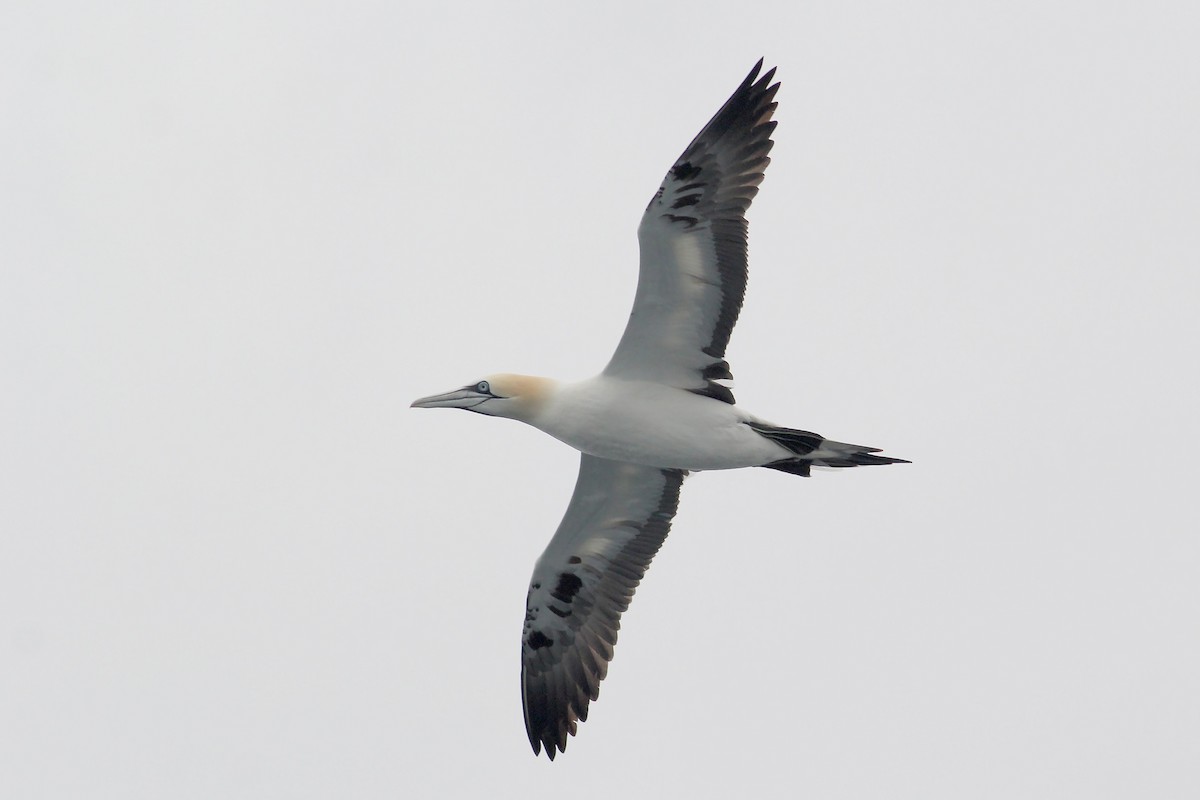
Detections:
410,387,487,409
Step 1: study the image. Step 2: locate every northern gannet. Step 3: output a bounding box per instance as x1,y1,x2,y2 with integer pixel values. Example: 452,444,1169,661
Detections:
412,60,908,759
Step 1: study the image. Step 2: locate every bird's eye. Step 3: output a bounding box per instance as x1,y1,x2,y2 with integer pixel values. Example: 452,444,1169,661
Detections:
476,381,491,394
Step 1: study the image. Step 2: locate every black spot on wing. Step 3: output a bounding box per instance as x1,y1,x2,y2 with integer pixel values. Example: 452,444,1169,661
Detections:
670,193,701,209
672,161,701,181
702,360,733,381
551,572,583,604
528,631,554,650
688,381,736,405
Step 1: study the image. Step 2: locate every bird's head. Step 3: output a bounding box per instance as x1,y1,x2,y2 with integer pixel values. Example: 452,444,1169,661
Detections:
410,374,554,421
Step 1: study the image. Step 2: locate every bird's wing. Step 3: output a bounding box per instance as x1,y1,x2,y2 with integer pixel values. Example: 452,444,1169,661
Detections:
522,454,687,759
603,60,779,404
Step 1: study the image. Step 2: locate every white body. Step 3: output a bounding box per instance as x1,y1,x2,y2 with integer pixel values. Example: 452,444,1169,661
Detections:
535,376,788,471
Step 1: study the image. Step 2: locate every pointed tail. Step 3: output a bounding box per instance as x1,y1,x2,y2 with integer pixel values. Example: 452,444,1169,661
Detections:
747,421,910,477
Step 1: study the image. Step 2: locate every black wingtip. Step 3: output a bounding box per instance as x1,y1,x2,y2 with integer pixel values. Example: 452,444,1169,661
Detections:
741,58,778,92
754,56,778,82
528,732,564,761
535,735,566,761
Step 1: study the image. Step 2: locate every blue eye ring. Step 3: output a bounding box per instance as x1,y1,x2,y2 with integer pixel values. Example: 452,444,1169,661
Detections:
476,380,491,394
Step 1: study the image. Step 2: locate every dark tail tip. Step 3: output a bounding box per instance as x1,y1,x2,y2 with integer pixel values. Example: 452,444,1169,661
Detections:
831,453,911,467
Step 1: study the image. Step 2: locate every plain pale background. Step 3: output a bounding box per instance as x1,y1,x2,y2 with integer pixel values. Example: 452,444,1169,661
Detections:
3,2,1198,797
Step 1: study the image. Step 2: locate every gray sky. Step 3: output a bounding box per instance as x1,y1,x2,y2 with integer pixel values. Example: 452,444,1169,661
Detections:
3,2,1198,797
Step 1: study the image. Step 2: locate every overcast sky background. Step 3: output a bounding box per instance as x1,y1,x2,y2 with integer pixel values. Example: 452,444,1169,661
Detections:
3,2,1198,798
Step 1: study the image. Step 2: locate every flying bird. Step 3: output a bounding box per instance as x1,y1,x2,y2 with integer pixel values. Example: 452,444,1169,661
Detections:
411,60,908,759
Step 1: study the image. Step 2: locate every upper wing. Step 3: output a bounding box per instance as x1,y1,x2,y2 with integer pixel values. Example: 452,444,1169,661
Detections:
604,60,779,404
521,454,687,759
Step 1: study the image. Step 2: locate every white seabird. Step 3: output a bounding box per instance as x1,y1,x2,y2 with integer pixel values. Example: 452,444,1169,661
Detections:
412,60,908,759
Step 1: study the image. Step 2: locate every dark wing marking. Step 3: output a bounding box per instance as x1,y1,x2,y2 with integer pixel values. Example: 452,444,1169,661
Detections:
521,455,687,759
604,60,780,404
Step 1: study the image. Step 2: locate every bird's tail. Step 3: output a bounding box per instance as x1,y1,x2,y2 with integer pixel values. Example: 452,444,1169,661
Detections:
747,421,910,477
